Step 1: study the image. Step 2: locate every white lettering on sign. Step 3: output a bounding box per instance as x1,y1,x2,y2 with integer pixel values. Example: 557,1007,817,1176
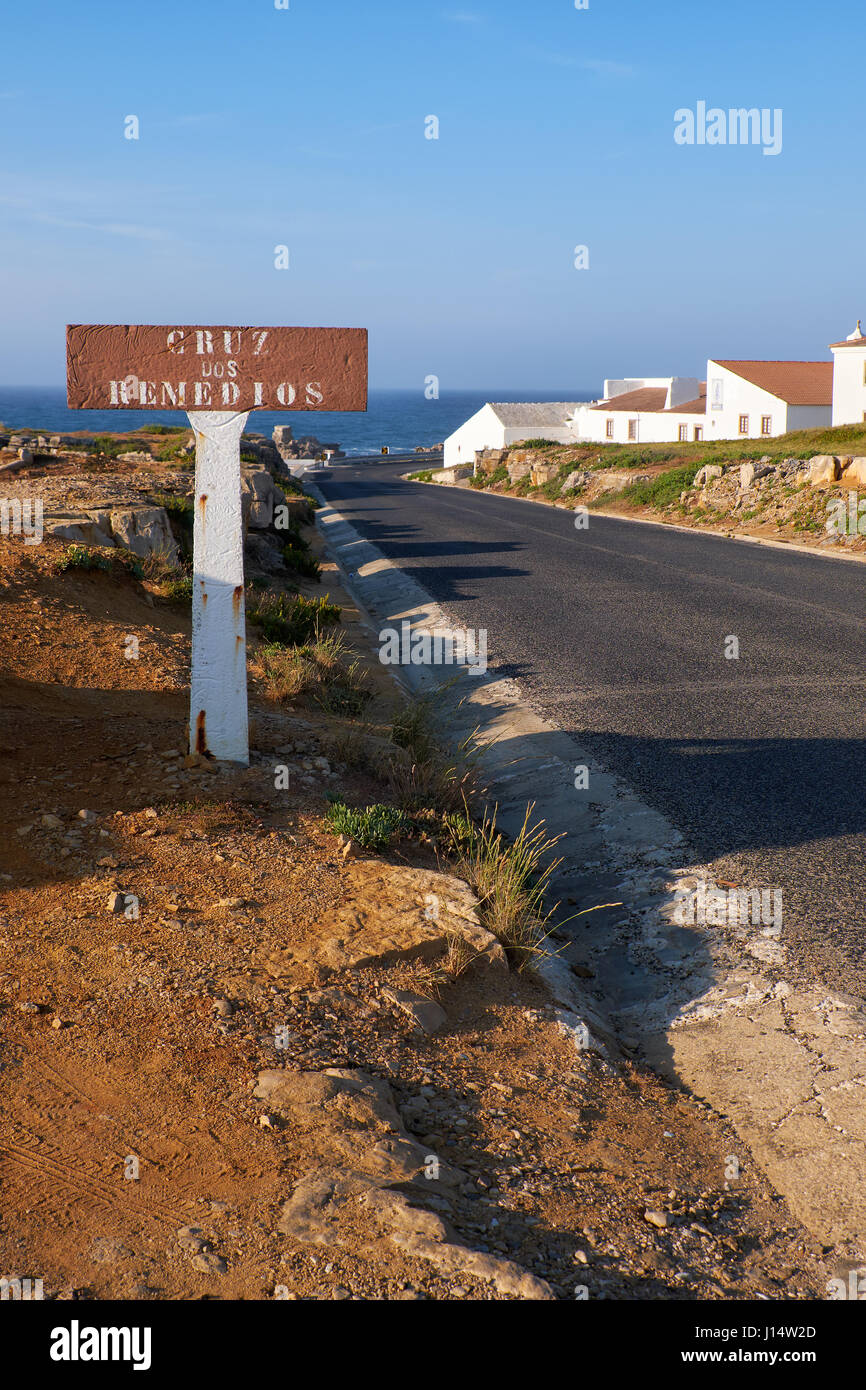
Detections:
165,329,270,358
109,379,326,409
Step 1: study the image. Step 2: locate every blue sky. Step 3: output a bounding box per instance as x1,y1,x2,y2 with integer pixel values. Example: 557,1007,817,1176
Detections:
0,0,863,389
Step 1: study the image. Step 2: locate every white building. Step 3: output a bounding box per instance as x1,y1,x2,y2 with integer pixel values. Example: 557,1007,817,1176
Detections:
704,360,833,440
830,320,866,426
568,378,707,445
443,322,858,471
443,401,582,470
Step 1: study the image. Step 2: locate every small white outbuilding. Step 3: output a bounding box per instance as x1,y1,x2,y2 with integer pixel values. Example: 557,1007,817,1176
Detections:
443,401,582,470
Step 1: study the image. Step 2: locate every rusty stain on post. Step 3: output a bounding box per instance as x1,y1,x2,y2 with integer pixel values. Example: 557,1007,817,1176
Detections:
195,710,208,754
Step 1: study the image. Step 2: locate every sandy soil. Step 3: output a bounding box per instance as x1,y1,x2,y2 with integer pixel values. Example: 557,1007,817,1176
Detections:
0,504,835,1301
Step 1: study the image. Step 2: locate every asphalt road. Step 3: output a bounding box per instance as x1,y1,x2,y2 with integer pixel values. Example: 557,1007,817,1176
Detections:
317,460,866,1003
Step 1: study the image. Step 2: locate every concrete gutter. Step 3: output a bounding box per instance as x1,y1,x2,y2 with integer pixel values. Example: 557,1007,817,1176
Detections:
312,484,866,1262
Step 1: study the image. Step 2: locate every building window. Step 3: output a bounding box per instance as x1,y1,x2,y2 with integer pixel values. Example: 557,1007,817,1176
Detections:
693,426,703,441
678,424,688,442
761,415,772,435
628,419,638,441
606,418,614,438
739,414,749,435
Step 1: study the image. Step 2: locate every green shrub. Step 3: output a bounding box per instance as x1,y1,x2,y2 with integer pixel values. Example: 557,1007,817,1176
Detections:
618,464,702,509
91,435,122,460
247,590,340,645
162,573,193,603
56,544,112,573
454,805,562,968
260,632,372,714
326,800,408,849
282,545,321,581
409,469,434,483
55,545,143,578
153,493,193,522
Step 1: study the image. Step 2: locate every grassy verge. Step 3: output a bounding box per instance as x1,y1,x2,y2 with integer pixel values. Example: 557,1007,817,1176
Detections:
247,590,340,645
260,631,372,714
449,805,562,968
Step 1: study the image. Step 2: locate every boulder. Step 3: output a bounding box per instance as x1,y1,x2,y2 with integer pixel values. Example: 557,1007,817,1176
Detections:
506,460,531,483
108,506,179,562
474,449,506,475
841,457,866,486
272,425,294,446
595,468,650,492
529,462,559,487
17,447,33,465
560,469,589,494
245,532,285,575
808,455,840,486
430,465,472,485
739,461,776,488
46,518,116,548
693,465,723,488
241,466,278,529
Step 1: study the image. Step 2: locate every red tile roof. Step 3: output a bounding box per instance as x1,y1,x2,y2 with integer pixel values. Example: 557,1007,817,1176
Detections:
591,384,707,415
711,360,833,406
590,387,669,413
665,384,707,414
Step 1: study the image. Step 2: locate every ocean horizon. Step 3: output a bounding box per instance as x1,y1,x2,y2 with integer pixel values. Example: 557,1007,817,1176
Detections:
0,387,593,456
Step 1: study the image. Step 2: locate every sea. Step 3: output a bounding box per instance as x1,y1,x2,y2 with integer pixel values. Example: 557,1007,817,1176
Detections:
0,387,591,456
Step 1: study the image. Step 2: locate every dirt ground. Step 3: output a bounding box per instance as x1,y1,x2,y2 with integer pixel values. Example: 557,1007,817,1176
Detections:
0,504,837,1301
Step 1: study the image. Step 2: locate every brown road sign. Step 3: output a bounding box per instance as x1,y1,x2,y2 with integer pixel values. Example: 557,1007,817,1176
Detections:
66,324,367,412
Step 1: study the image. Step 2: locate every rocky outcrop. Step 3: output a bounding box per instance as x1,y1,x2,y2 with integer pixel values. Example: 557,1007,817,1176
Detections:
260,1065,553,1299
841,456,866,486
241,466,281,529
259,864,506,988
430,465,472,485
807,455,840,486
693,465,723,488
560,469,589,494
44,505,179,562
474,449,507,475
595,468,650,492
529,462,559,486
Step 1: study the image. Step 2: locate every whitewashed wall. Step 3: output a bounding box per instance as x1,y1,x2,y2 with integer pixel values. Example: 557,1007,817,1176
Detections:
705,363,792,441
831,346,866,426
443,404,505,469
569,404,706,445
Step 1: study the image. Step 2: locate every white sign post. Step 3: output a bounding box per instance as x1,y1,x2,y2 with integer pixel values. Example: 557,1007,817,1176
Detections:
66,323,367,769
187,410,250,764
